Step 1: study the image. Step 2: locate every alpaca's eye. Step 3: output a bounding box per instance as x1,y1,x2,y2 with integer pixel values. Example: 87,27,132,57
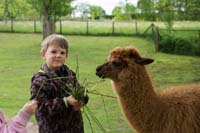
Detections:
112,61,122,67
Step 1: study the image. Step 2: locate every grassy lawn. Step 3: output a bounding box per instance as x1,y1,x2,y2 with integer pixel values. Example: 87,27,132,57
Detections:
0,33,200,132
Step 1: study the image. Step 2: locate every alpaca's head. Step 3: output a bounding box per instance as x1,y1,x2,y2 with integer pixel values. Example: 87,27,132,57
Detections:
96,47,154,80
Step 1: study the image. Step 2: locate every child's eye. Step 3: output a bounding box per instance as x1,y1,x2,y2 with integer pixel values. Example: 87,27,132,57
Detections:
51,50,57,54
61,51,66,55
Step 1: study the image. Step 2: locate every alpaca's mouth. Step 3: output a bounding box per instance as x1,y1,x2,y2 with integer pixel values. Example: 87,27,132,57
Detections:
96,71,105,78
96,64,105,78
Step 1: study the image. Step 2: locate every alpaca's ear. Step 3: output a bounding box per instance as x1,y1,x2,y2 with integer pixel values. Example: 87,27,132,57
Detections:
135,58,154,65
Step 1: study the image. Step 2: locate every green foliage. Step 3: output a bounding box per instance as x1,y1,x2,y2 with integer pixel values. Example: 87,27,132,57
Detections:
0,0,200,21
0,0,33,19
89,5,105,20
27,0,74,38
72,2,90,19
71,85,87,104
0,1,4,18
137,0,156,20
162,11,174,30
136,0,200,21
159,35,176,53
175,0,200,20
27,0,73,19
156,0,175,30
112,2,136,21
159,34,198,55
112,6,122,20
174,38,197,55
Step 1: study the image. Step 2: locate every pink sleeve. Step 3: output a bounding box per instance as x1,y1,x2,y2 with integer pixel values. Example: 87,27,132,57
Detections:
0,110,31,133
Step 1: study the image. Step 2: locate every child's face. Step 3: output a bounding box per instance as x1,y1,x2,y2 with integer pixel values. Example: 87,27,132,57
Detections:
40,45,67,70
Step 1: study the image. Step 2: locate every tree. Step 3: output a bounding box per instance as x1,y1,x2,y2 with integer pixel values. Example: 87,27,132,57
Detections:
155,0,175,30
137,0,156,20
124,1,137,20
137,0,200,21
72,2,90,20
89,5,105,20
175,0,200,20
0,1,4,18
0,0,31,19
27,0,73,39
112,6,123,20
112,1,136,21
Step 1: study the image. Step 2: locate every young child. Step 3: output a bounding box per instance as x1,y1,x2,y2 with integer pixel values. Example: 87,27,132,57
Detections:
0,100,37,133
30,34,88,133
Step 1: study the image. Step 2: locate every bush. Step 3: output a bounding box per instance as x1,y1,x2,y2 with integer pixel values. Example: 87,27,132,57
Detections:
159,35,176,53
159,35,197,56
174,38,195,55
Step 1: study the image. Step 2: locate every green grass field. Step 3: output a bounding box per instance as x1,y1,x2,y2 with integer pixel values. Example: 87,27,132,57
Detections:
0,33,200,132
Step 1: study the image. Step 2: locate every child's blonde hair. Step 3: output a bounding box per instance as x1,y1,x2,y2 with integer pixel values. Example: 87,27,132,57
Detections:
41,34,68,54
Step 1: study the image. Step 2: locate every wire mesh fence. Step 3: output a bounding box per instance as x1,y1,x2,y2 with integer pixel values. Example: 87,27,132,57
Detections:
0,19,152,36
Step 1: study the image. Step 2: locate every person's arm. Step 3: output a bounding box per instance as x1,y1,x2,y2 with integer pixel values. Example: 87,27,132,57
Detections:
0,100,37,133
7,110,31,133
30,75,68,116
0,112,11,133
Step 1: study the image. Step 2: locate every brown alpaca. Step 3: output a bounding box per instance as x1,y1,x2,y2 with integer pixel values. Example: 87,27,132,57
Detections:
96,47,200,133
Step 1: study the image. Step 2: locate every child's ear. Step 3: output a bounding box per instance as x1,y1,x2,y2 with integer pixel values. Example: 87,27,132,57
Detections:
40,51,45,59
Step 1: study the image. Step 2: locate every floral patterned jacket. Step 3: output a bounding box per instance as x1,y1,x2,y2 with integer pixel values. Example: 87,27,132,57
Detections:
30,64,84,133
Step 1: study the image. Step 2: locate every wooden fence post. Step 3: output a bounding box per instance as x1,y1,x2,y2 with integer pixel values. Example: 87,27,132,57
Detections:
112,21,115,35
156,26,160,52
135,19,138,35
151,23,155,35
199,31,200,55
152,24,160,52
11,18,14,32
86,20,89,35
59,19,62,34
34,20,36,33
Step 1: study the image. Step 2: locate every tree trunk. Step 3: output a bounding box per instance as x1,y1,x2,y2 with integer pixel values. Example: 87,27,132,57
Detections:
42,7,56,40
4,0,8,23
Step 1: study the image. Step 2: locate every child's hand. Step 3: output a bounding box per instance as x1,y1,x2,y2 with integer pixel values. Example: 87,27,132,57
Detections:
22,100,38,115
66,95,82,111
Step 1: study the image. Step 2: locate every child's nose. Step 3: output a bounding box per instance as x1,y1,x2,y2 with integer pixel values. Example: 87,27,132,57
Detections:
56,53,62,57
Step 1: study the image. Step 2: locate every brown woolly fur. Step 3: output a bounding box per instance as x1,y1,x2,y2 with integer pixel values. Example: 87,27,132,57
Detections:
96,47,200,133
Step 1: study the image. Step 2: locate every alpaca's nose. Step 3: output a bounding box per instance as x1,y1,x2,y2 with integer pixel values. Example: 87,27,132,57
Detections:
96,65,104,77
96,65,102,72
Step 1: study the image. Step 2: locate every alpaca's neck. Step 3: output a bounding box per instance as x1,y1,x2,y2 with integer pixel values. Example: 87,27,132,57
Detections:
113,67,156,100
112,67,158,130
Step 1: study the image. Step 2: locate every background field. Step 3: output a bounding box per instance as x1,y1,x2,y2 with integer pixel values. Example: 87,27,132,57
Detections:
0,33,200,132
0,20,200,38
